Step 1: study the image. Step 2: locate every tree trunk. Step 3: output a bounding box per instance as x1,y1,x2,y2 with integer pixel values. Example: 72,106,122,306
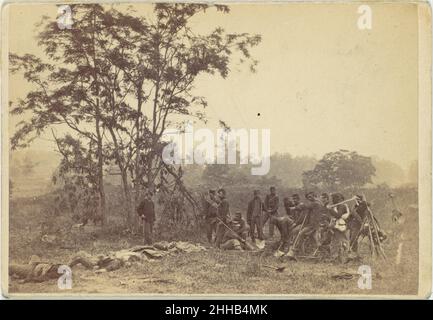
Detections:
134,88,143,203
120,168,133,226
95,115,106,226
107,126,135,227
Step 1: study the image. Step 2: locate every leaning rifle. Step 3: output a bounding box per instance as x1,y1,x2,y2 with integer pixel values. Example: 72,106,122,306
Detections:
327,196,357,209
216,217,247,244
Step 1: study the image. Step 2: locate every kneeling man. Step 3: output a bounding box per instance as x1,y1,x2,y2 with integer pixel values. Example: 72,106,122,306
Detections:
220,211,251,251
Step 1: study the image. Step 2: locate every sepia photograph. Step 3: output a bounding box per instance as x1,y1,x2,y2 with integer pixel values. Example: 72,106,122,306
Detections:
1,0,431,299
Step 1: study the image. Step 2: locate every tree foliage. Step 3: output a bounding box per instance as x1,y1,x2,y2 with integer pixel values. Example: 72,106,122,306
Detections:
10,3,261,226
302,150,376,190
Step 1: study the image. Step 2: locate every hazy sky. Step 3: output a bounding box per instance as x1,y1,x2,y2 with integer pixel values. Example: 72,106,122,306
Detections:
6,3,419,170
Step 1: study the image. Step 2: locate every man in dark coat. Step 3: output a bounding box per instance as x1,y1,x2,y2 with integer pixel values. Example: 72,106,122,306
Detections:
220,212,251,250
203,189,219,243
350,194,387,252
137,192,155,244
320,193,330,207
214,188,231,247
287,192,329,256
247,190,265,242
270,215,296,252
217,188,230,222
328,193,351,262
263,186,280,238
290,193,306,225
348,195,365,252
283,197,294,218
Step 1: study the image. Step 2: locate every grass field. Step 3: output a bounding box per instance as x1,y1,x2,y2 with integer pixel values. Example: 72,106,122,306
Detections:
7,187,419,296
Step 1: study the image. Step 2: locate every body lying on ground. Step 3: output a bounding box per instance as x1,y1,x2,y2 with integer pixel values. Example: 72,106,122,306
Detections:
9,255,62,283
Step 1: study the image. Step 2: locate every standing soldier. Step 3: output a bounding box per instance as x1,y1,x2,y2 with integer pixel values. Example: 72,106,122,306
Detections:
347,194,365,253
247,190,265,243
217,188,230,222
263,186,280,238
203,189,219,243
137,192,155,245
350,194,387,252
215,188,230,248
328,193,351,262
320,193,330,207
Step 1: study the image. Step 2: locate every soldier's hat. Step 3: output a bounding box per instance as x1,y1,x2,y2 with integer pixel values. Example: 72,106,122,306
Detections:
305,191,316,199
217,188,226,196
331,192,345,203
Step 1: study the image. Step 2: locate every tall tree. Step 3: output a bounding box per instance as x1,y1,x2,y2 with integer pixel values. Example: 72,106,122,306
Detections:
10,4,118,224
302,150,376,190
112,4,261,191
10,3,261,226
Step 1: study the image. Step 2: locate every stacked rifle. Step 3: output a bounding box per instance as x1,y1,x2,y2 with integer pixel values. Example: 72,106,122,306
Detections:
349,195,387,260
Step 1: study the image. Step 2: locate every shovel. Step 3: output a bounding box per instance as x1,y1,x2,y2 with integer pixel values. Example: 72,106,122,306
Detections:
262,265,286,272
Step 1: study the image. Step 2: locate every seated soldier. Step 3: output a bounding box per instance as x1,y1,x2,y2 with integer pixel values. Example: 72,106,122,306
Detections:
220,211,251,251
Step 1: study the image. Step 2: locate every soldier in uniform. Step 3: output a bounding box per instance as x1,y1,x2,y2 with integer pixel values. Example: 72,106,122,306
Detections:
214,188,231,248
283,197,294,218
290,193,305,225
350,194,387,252
136,192,155,245
217,188,230,222
203,189,219,243
287,192,329,257
220,211,251,250
347,195,365,253
320,193,330,207
247,190,265,242
263,186,280,238
270,215,296,253
328,193,351,262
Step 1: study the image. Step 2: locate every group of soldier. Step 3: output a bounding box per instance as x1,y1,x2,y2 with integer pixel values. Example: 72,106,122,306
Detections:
202,187,387,262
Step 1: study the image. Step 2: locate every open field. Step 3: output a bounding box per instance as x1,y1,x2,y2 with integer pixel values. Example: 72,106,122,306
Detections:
8,187,419,296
